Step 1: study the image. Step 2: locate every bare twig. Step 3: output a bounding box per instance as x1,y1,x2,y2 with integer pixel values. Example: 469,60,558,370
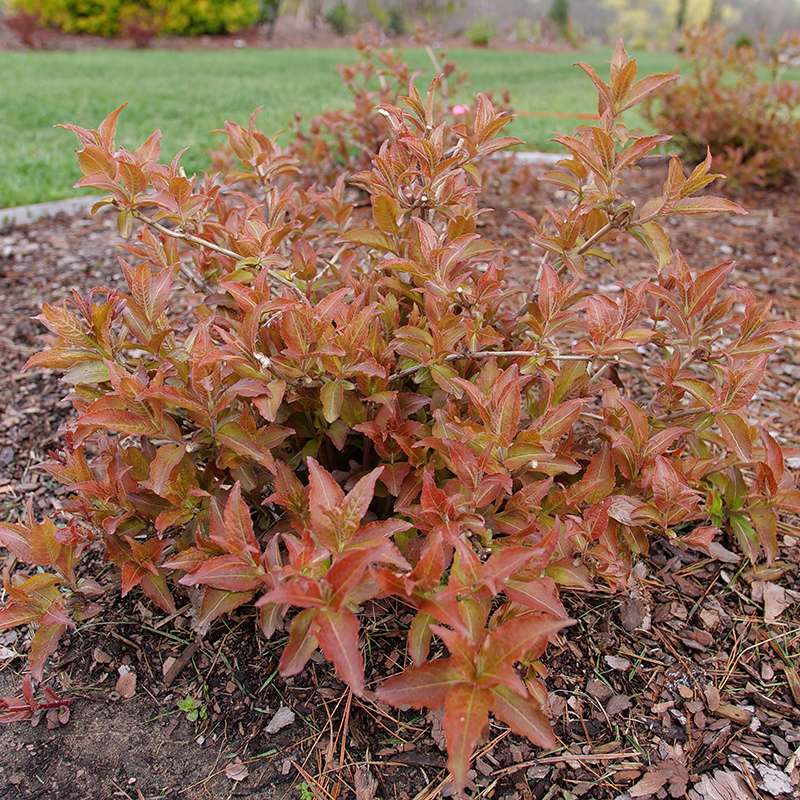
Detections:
162,637,204,688
133,211,307,300
389,349,596,382
576,220,616,255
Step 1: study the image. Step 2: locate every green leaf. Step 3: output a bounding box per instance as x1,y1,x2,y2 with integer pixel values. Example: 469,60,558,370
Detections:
320,380,344,424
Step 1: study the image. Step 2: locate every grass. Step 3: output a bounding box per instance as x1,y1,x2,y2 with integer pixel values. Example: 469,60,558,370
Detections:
0,46,685,207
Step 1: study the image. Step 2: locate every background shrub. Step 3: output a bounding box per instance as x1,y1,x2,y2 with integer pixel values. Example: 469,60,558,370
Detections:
10,0,261,37
466,19,493,46
324,0,355,36
644,26,800,188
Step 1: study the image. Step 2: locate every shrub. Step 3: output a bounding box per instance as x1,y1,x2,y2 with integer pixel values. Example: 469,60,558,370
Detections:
119,4,160,48
644,26,800,188
279,34,475,185
259,0,281,39
512,18,541,43
548,0,570,33
324,0,355,36
4,8,44,47
385,6,406,37
2,43,798,791
466,20,493,47
9,0,261,37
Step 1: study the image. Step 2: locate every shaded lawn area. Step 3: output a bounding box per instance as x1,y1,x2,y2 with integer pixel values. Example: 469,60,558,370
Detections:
0,46,682,206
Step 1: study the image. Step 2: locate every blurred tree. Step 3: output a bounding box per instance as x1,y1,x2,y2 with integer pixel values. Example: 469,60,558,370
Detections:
260,0,282,37
602,0,741,48
548,0,570,33
675,0,688,31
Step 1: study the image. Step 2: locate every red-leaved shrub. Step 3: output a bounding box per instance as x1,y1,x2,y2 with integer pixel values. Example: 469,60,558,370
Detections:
644,26,800,188
1,42,798,791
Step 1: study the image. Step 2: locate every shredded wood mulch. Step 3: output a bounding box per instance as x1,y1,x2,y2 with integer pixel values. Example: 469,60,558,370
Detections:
0,166,798,800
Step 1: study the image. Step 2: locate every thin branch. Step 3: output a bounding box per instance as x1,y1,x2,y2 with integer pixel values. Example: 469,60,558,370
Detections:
389,349,596,382
576,220,615,256
133,211,307,300
425,45,449,100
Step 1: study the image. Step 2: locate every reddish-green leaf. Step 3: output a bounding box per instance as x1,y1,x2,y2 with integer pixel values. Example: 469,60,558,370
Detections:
443,684,491,791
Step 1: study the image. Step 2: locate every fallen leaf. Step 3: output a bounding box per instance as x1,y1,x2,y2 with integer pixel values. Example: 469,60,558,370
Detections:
630,760,688,798
704,684,720,712
620,594,651,632
629,767,673,797
762,582,791,624
225,759,249,782
694,769,755,800
587,679,613,701
783,665,800,706
605,655,632,671
354,765,378,800
0,645,19,661
606,693,631,716
265,705,295,734
115,666,136,699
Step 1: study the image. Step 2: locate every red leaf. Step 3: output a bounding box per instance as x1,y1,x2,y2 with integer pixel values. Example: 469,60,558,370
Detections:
195,589,254,635
0,522,35,563
313,608,365,695
179,555,264,592
220,483,260,558
29,623,67,681
139,573,176,614
490,685,556,749
144,444,186,498
279,608,319,677
307,457,344,545
377,660,464,709
443,684,491,791
504,577,568,619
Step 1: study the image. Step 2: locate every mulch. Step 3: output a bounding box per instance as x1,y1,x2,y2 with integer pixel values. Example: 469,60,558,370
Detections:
0,165,798,800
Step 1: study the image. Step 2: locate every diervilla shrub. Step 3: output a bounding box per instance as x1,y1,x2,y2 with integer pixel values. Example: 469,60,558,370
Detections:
1,43,798,791
644,26,800,188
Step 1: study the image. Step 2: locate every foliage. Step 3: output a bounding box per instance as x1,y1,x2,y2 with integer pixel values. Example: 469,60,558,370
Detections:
4,8,44,47
258,0,282,38
385,6,406,37
118,4,160,49
644,26,800,188
545,0,581,46
177,695,207,722
2,41,798,792
603,0,725,48
512,18,541,44
324,1,355,36
548,0,570,33
466,20,493,47
277,34,474,185
10,0,261,37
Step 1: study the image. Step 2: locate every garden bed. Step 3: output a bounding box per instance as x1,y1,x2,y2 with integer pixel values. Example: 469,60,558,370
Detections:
0,165,798,800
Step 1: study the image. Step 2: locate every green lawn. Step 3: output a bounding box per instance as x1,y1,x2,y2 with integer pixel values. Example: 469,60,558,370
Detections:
1,46,683,207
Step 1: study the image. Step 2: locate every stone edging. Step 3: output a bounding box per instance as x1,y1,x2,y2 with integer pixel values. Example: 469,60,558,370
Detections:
0,195,104,230
0,152,567,231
